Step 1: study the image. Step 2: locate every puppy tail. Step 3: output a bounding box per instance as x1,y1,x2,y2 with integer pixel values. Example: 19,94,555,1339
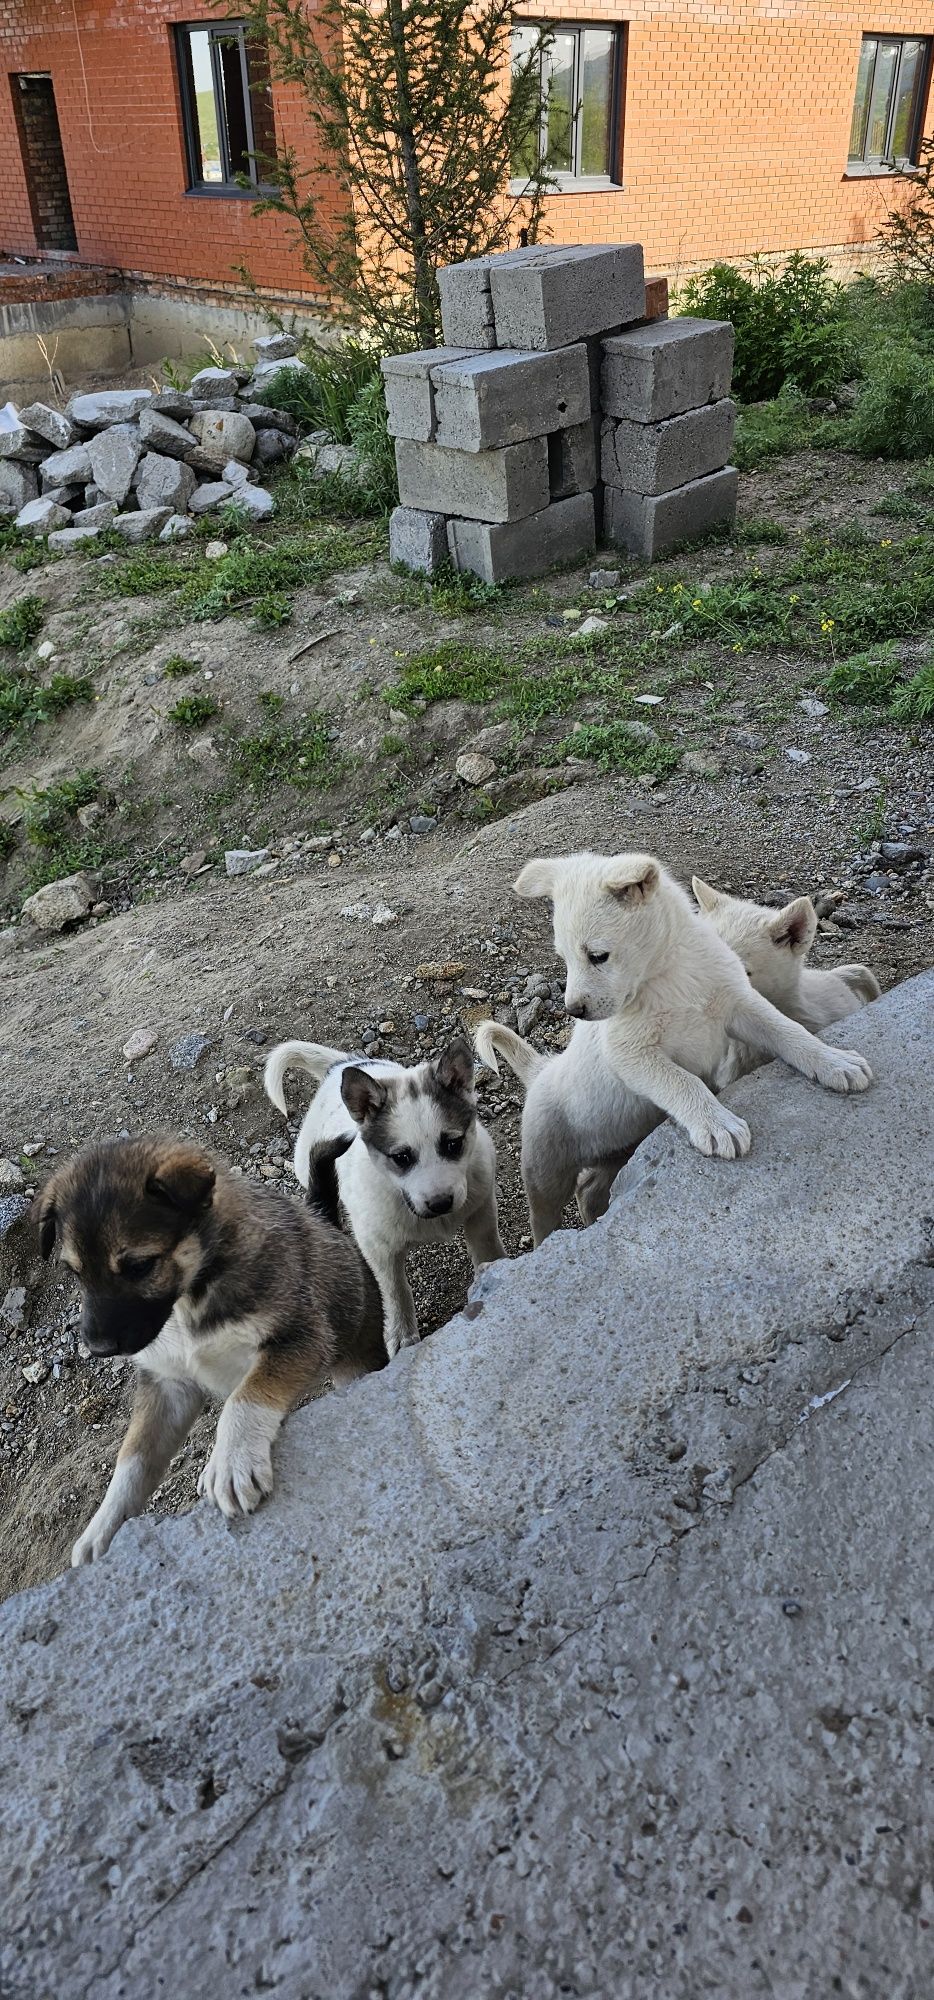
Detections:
263,1039,348,1115
473,1020,547,1092
305,1132,354,1230
837,964,881,1007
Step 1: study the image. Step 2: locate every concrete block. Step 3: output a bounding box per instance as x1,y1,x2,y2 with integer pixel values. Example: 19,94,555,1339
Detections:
490,244,645,351
389,506,449,574
87,424,141,505
447,492,595,583
432,345,590,451
602,318,734,422
395,434,549,523
548,420,597,500
39,444,92,489
604,467,738,559
601,399,736,496
136,452,196,515
437,245,573,348
0,460,38,513
18,402,77,450
381,348,483,442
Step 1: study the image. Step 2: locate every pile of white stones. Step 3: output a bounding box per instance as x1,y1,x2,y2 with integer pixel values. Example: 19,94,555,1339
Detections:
0,333,305,548
383,243,737,581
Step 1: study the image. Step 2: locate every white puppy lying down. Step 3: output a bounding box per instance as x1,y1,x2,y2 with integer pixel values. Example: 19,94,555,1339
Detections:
691,876,880,1029
265,1036,504,1358
476,851,873,1246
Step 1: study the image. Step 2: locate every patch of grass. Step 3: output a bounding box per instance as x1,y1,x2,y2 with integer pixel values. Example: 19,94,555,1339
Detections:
20,771,100,852
733,391,832,470
905,462,934,498
733,517,790,545
553,720,680,779
230,714,336,789
253,592,292,628
163,653,199,678
258,690,285,713
381,732,406,755
872,491,921,520
0,594,44,650
387,640,515,710
890,659,934,721
0,662,94,746
854,788,888,846
169,693,219,727
823,645,901,707
651,530,934,656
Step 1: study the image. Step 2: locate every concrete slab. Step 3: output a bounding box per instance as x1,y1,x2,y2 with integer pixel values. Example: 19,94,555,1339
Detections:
605,466,738,557
602,315,735,421
447,491,596,581
601,398,736,496
395,434,549,522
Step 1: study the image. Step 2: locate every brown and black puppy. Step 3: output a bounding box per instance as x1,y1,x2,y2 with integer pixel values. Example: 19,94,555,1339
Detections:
36,1133,385,1566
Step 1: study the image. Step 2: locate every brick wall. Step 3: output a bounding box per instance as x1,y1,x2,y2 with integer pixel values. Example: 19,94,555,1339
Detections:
9,72,77,254
0,0,931,301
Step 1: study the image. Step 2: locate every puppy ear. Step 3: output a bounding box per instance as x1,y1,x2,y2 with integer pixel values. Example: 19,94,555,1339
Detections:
603,855,660,903
36,1193,58,1260
513,857,559,900
692,875,721,913
433,1037,474,1097
147,1144,216,1214
341,1066,388,1125
769,896,817,955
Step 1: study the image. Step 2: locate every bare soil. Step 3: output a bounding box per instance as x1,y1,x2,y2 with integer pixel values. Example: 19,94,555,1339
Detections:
1,442,931,1600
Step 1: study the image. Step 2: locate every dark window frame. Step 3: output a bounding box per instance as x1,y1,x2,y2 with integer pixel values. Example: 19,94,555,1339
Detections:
511,20,625,191
847,32,931,174
174,19,274,197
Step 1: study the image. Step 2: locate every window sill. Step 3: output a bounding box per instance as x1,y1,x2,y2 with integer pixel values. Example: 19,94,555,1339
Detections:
508,175,623,196
843,160,920,178
184,184,270,200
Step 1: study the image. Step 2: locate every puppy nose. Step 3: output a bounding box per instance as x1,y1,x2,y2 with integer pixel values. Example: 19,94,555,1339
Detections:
566,999,588,1020
423,1192,454,1217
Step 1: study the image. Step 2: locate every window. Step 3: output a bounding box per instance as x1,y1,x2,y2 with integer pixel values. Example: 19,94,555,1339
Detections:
848,34,930,170
511,23,622,185
175,21,275,193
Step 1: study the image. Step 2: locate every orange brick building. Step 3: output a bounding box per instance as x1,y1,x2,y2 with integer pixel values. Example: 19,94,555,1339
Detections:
0,1,931,314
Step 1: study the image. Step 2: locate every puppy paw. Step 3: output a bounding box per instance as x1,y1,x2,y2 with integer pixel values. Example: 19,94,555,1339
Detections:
689,1107,751,1160
199,1405,275,1520
384,1323,420,1360
814,1047,873,1094
71,1511,118,1566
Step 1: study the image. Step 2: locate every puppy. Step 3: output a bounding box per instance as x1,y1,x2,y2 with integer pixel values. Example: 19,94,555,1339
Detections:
37,1134,385,1566
476,851,872,1245
691,876,880,1029
264,1036,505,1358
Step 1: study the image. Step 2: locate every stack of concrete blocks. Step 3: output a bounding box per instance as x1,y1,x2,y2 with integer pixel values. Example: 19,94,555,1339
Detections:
600,316,737,559
383,244,737,581
383,244,649,586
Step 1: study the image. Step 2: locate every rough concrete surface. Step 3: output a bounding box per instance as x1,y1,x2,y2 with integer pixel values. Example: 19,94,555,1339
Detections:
601,397,737,496
605,465,739,557
1,973,932,1998
395,434,550,523
447,490,596,582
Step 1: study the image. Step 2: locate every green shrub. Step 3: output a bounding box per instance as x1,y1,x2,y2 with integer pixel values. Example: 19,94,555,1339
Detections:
733,388,828,470
0,662,93,742
169,693,218,727
162,653,199,678
679,255,852,401
252,338,381,440
823,646,901,706
0,595,44,650
890,659,934,720
20,771,100,849
231,715,334,788
553,720,679,778
847,341,934,459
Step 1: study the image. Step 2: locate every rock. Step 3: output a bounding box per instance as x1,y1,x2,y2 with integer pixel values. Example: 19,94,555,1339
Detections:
21,872,96,931
225,848,269,876
410,813,437,834
227,484,275,521
188,367,241,402
237,404,297,435
372,902,398,926
21,1359,49,1386
71,502,116,530
293,438,359,480
42,484,81,508
150,390,195,420
252,428,295,465
112,508,172,543
35,640,55,661
86,424,141,505
159,513,194,541
589,567,621,588
0,412,47,463
122,1028,158,1062
879,842,927,869
570,614,609,640
14,497,71,536
516,995,545,1035
221,459,253,489
39,443,92,489
0,1160,25,1193
190,410,256,469
188,483,233,516
785,747,811,765
0,461,39,513
0,1193,29,1238
138,407,196,461
1,1284,26,1328
47,525,105,551
249,354,313,393
136,452,196,514
180,849,209,876
455,751,496,786
168,1031,214,1071
76,803,102,830
798,696,829,719
67,389,151,428
19,403,77,450
252,332,299,360
204,540,228,559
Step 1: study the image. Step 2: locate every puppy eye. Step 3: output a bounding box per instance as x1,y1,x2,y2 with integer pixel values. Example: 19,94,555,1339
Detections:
587,949,609,966
121,1254,158,1281
438,1133,464,1160
391,1148,416,1173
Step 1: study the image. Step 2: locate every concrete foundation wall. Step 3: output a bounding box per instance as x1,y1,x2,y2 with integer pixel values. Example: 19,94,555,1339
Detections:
0,287,330,398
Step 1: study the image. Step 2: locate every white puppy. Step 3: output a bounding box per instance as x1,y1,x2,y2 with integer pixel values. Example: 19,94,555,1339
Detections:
691,876,880,1029
476,851,872,1245
265,1036,504,1357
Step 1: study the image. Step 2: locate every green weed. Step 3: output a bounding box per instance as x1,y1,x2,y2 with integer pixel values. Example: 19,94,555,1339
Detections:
162,653,200,678
823,645,901,706
733,517,789,545
230,714,335,789
733,390,832,470
553,720,680,778
0,595,44,650
169,693,219,727
20,771,100,852
0,662,93,745
890,659,934,720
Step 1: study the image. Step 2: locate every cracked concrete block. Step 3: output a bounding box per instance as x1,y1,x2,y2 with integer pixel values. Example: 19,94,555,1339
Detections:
0,973,931,1999
548,419,597,500
602,317,735,422
447,492,595,583
18,402,78,450
381,348,485,442
490,243,645,350
389,506,449,574
395,434,549,523
601,399,736,496
87,423,142,505
604,467,738,558
135,452,197,515
432,345,590,452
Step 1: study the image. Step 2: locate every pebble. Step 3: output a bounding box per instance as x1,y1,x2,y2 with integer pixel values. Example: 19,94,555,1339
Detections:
372,902,398,927
455,751,496,787
410,813,437,834
180,849,209,876
0,1160,25,1194
35,640,55,661
0,1195,30,1238
122,1028,158,1063
205,540,228,560
169,1031,214,1071
225,848,269,876
632,693,664,706
22,1361,49,1386
879,841,927,869
570,615,609,640
798,696,828,718
413,1014,430,1031
785,747,811,765
589,568,620,589
1,1287,26,1331
516,996,545,1035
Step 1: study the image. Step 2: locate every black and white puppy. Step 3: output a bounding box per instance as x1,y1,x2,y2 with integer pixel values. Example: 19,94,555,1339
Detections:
265,1037,505,1357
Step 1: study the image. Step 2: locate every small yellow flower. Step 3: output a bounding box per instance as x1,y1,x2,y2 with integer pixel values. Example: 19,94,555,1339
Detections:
732,643,743,653
692,598,703,609
820,618,835,632
789,593,799,604
880,538,892,548
655,584,665,594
